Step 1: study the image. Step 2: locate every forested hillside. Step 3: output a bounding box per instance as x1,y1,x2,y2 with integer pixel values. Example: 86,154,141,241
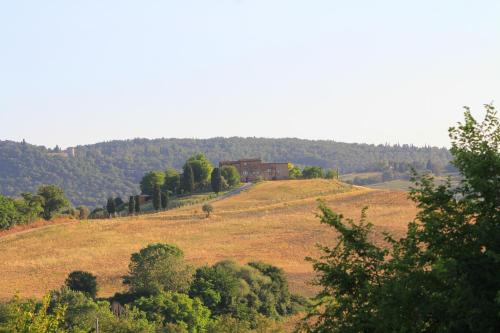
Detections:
0,138,451,207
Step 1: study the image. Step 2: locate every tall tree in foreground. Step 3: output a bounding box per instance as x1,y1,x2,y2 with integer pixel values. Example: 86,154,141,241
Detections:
299,105,500,333
211,167,222,194
182,164,195,193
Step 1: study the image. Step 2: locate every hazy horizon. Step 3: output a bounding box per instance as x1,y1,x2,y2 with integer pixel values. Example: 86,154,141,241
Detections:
1,1,499,148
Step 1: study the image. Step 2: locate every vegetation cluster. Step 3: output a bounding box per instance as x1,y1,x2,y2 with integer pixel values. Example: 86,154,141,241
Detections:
0,243,305,333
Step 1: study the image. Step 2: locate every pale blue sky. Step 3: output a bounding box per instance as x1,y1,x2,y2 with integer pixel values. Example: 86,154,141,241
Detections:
1,0,499,148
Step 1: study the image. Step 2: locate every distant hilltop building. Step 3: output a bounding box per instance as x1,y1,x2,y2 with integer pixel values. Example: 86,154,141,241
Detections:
46,147,76,158
219,158,289,182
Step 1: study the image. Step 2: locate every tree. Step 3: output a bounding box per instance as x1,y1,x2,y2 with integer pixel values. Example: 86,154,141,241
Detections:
133,292,211,332
221,166,240,187
161,192,169,210
16,192,44,223
324,169,338,179
202,203,213,218
301,166,323,179
0,194,18,230
135,195,141,214
106,197,116,217
210,168,222,194
37,184,70,220
288,163,302,179
128,196,135,215
75,206,90,219
182,164,195,193
152,185,161,211
164,168,181,194
123,243,193,296
299,105,500,332
114,197,125,212
186,154,213,184
65,271,98,299
140,171,166,196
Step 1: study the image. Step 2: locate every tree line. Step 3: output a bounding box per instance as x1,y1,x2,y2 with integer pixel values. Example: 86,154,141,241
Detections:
0,137,452,207
0,184,86,230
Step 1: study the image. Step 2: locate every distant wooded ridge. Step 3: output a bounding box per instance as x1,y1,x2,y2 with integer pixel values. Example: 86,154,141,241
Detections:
0,137,451,207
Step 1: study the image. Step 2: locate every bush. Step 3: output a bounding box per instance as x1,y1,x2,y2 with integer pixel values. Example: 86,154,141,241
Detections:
65,271,98,299
202,204,213,218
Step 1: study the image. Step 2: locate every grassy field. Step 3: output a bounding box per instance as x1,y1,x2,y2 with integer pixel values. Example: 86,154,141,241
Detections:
0,179,417,301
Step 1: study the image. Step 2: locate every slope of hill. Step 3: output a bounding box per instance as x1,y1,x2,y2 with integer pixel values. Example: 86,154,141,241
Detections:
0,179,417,300
0,138,451,207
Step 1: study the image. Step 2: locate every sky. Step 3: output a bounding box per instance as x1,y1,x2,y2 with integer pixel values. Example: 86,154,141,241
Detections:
1,1,499,149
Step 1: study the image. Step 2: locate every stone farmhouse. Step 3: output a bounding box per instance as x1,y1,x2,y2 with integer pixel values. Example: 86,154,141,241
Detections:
219,158,289,182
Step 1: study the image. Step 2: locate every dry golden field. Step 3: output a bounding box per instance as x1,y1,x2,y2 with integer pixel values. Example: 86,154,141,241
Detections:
0,179,418,301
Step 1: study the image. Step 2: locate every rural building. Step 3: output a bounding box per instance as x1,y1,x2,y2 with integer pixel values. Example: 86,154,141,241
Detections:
219,158,289,182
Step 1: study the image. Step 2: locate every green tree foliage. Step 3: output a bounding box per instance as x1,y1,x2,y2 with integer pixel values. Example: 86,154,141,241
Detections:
135,195,141,213
288,163,302,179
189,260,298,325
202,204,213,218
140,171,166,196
123,243,193,296
75,206,89,219
221,166,240,187
301,166,324,179
152,185,161,211
210,168,222,194
128,196,135,215
15,192,43,223
114,196,125,212
134,292,211,332
186,154,213,185
164,167,181,194
161,192,169,209
37,184,70,220
0,294,66,333
0,194,19,229
299,106,500,333
106,197,116,217
182,164,195,193
48,288,156,333
65,271,98,299
324,169,338,179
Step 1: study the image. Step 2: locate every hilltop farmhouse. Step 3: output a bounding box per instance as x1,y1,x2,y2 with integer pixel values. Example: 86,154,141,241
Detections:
219,158,289,182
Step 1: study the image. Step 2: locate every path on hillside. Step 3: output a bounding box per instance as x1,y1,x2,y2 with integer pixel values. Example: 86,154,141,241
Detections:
210,182,253,202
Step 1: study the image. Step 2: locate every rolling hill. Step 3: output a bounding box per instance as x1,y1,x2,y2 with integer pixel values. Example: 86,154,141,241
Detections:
0,138,451,207
0,179,417,301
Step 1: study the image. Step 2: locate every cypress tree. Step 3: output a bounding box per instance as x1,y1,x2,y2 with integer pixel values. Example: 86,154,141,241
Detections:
211,167,222,194
182,164,195,193
106,197,116,218
134,195,141,214
128,196,135,215
161,192,168,209
152,185,161,210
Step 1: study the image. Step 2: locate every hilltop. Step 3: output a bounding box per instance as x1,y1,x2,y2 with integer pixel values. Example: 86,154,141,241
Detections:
0,179,417,300
0,137,451,207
